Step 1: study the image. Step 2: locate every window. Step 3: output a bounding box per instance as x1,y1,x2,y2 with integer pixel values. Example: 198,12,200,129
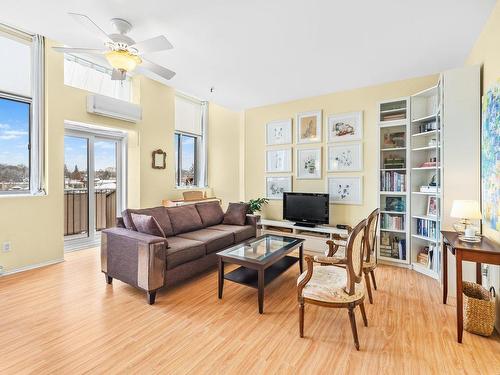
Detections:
174,94,207,187
64,54,132,102
0,25,44,194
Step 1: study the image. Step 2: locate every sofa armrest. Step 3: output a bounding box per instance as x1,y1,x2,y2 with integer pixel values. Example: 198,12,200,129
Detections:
101,227,167,293
245,214,260,227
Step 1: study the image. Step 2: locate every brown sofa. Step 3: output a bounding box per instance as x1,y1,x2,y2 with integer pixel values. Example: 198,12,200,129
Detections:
101,201,258,304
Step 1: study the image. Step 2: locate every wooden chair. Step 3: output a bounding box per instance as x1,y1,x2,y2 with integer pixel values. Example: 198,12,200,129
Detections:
319,208,380,304
297,219,368,350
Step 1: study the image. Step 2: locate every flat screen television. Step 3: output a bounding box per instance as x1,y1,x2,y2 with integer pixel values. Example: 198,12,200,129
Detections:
283,192,329,227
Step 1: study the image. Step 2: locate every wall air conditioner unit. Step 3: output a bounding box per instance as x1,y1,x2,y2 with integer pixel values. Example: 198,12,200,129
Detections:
87,94,142,123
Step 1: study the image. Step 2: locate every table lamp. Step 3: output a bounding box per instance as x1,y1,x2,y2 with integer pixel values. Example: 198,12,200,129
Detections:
450,200,482,239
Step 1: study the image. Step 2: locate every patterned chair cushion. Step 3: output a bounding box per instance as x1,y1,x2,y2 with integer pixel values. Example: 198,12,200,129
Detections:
298,265,364,304
363,256,377,271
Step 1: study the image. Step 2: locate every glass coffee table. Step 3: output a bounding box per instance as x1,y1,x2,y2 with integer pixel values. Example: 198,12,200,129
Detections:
217,234,305,314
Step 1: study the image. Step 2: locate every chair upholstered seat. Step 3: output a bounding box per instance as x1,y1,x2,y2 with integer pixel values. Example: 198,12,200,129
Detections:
298,266,364,304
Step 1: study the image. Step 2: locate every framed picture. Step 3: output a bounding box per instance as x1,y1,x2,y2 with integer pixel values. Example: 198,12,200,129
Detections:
266,148,292,173
327,111,363,142
296,110,322,144
152,149,166,169
296,148,321,179
266,176,292,200
266,119,292,145
327,176,363,205
426,196,438,216
328,143,363,172
481,84,500,232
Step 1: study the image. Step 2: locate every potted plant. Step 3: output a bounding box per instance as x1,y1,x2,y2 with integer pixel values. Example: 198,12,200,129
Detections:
247,197,269,214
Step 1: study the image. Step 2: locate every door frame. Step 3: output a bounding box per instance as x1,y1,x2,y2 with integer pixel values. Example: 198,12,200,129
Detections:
64,120,128,251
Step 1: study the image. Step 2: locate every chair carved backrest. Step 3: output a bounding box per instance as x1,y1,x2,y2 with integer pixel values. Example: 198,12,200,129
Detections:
345,219,367,295
364,208,380,263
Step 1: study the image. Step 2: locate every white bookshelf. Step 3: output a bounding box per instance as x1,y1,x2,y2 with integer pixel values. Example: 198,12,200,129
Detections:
409,83,442,279
377,98,410,265
375,66,480,279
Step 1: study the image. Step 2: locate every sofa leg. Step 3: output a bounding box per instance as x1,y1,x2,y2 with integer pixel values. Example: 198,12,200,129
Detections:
105,274,113,285
147,290,157,305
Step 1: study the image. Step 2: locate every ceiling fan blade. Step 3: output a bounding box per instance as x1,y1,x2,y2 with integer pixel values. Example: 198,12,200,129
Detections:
111,69,126,81
131,35,173,54
137,58,176,80
68,12,112,43
52,46,106,54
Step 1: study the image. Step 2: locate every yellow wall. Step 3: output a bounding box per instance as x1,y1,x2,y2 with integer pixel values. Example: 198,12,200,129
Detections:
244,75,438,226
208,103,244,208
0,39,242,273
466,0,500,329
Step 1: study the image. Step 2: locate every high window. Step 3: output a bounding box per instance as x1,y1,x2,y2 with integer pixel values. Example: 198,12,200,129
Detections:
0,25,44,194
64,54,132,102
174,94,207,187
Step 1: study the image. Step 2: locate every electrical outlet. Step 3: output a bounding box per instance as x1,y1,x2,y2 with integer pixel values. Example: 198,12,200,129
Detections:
2,242,11,253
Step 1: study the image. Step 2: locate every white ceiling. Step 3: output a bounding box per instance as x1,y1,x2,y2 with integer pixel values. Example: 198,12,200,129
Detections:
0,0,495,110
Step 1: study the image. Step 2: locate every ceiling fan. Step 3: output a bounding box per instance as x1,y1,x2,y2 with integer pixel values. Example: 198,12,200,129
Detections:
53,13,176,81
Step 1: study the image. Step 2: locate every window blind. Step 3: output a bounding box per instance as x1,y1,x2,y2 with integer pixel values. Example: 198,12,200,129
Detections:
175,95,202,135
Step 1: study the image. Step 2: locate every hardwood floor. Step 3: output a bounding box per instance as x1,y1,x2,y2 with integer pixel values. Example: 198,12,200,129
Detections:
0,248,499,374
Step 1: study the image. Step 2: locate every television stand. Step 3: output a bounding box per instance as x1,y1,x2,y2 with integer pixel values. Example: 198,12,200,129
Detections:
258,219,348,254
293,222,316,228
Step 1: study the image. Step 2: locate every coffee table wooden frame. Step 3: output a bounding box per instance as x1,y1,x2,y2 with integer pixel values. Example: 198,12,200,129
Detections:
217,234,305,314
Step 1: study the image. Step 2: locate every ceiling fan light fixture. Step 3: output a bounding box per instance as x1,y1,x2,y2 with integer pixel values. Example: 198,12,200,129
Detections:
105,50,142,73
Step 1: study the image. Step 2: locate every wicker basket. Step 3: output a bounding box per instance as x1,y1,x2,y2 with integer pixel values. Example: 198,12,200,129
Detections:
463,281,496,337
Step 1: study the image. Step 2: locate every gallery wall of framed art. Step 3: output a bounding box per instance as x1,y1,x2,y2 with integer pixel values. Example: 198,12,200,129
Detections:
263,109,365,205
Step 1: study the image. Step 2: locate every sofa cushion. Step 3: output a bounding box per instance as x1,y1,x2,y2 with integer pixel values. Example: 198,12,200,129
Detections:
223,202,249,226
165,236,206,270
178,228,234,254
130,213,166,238
209,224,255,243
196,201,224,227
122,207,174,237
167,205,204,235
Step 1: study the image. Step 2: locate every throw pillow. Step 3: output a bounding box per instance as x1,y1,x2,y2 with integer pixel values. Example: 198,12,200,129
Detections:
130,213,166,238
223,202,249,226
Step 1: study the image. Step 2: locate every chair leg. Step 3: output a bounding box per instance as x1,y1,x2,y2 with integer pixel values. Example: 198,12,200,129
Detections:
370,270,377,290
299,302,305,338
364,272,373,304
360,302,368,327
348,307,360,351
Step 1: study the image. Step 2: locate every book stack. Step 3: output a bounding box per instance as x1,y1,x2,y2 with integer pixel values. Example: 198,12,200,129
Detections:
381,213,405,230
380,232,406,260
416,219,437,239
419,120,437,133
381,113,406,122
381,171,406,192
417,249,429,266
420,185,440,193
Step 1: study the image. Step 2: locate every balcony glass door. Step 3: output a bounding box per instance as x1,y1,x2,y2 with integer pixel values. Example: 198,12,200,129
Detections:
64,126,125,250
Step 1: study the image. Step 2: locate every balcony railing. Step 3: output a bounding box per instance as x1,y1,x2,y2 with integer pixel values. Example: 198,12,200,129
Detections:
64,189,116,236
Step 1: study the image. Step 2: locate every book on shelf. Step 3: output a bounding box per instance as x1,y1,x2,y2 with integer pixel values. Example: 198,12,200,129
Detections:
417,245,440,273
380,232,406,260
416,218,438,239
419,185,441,193
419,161,440,168
383,156,405,169
381,213,405,231
381,113,406,122
380,171,406,192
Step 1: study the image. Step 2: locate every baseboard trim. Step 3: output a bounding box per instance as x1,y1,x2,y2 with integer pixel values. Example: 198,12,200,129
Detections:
1,258,65,276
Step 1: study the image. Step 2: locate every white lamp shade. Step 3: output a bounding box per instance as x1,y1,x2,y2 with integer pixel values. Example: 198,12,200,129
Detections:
450,200,482,220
